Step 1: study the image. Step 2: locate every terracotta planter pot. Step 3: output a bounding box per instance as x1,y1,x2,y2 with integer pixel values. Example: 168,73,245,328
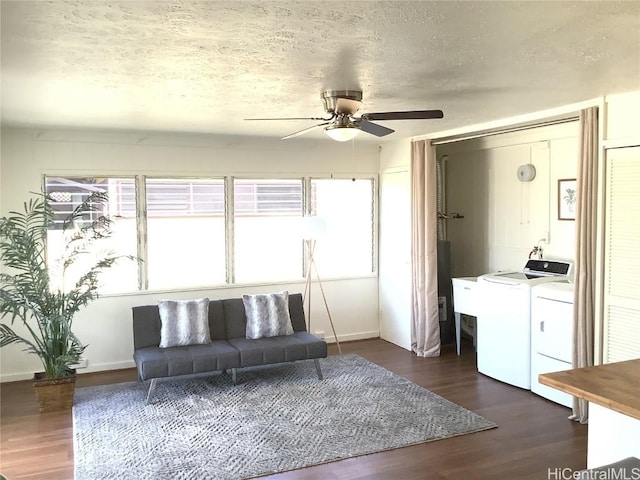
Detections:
33,370,77,412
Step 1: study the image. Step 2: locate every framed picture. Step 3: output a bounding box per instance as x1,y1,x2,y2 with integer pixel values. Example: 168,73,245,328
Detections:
558,178,577,220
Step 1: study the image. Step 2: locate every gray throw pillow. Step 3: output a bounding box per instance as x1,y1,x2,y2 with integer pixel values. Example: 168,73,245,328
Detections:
243,291,294,339
158,298,211,348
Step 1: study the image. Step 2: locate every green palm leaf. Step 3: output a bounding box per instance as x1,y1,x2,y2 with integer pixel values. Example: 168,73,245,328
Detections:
1,190,133,379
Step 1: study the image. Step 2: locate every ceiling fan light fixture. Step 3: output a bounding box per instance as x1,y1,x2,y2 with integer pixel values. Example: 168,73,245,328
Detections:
324,125,360,142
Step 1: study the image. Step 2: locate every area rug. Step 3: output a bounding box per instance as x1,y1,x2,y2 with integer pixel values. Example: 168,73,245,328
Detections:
73,354,496,479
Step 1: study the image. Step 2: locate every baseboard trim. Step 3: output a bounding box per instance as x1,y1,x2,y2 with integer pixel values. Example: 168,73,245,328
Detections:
325,331,380,344
0,333,381,383
0,360,136,383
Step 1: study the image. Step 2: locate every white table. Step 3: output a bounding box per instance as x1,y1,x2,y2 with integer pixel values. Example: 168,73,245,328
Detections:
451,277,478,355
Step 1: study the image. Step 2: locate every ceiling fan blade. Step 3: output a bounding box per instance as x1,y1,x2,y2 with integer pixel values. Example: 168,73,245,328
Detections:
245,116,330,121
335,97,361,115
357,120,395,137
363,110,444,121
281,122,332,140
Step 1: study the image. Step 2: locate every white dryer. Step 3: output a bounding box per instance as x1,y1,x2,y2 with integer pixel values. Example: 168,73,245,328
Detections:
531,281,574,407
476,259,573,389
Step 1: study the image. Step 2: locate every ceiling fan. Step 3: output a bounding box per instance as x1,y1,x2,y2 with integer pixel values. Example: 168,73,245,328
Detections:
245,90,444,141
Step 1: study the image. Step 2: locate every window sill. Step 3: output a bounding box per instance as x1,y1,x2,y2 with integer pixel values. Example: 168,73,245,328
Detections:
98,273,379,298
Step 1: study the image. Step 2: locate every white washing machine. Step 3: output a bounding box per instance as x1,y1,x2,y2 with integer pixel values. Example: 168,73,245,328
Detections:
531,281,574,407
477,259,573,389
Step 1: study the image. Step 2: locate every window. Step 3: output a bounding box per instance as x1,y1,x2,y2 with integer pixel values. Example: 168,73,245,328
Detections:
235,180,302,215
145,178,226,290
233,179,304,283
45,177,138,294
309,178,375,277
44,174,375,293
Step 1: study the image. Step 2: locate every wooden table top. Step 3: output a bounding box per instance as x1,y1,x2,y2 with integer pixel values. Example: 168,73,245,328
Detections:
538,358,640,420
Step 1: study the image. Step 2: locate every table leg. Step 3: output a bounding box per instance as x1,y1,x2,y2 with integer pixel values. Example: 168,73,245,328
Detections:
455,311,461,355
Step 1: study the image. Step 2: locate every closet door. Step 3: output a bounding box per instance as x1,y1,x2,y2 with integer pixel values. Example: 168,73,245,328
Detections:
602,146,640,363
379,169,412,350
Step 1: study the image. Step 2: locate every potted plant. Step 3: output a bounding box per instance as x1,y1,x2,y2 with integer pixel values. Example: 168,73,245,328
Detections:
0,191,129,412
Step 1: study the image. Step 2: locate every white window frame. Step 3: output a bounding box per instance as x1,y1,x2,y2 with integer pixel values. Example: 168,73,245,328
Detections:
307,175,378,278
143,175,227,291
42,174,140,294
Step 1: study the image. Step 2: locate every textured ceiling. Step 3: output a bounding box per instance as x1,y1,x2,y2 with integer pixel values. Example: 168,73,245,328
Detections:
1,1,639,142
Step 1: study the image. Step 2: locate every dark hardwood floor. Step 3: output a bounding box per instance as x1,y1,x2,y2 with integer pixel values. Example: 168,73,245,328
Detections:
0,338,587,479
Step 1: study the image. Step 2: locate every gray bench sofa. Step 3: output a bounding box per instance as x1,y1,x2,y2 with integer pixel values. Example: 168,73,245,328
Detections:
132,293,327,403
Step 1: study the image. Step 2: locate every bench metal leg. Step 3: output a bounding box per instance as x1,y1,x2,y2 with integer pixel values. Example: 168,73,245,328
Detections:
314,358,323,380
231,368,238,385
145,378,158,405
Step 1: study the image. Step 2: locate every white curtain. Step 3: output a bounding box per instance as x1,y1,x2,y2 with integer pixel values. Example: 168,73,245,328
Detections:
571,107,599,424
411,140,441,357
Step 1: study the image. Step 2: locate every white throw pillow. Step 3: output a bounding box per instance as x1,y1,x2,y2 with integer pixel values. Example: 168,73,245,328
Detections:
158,298,211,348
243,291,294,340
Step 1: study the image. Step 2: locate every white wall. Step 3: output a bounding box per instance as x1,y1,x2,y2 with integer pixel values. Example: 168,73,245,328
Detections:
0,128,380,381
604,91,640,145
438,122,579,277
379,139,410,171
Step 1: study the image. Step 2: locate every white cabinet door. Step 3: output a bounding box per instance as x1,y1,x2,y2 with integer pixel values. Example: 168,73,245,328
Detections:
379,169,412,350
